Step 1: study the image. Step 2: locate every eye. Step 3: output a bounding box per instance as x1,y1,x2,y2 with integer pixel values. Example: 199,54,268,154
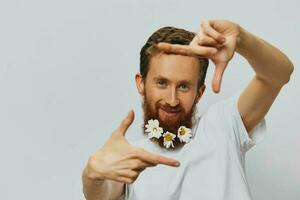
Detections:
156,79,167,88
179,83,189,91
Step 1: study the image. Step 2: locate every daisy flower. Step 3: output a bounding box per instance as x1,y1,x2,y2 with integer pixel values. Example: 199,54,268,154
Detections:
163,131,176,149
177,126,192,143
145,119,163,139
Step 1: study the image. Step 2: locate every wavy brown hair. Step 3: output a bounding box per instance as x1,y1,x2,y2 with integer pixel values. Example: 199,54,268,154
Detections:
139,26,209,87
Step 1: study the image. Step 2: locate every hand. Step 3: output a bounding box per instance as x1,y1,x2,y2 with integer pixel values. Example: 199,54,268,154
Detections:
85,110,180,184
157,20,241,93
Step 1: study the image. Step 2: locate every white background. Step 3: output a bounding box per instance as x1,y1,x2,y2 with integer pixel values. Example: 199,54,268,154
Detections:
0,0,299,199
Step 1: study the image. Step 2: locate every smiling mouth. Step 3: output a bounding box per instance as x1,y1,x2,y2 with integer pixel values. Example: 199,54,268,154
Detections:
159,107,181,117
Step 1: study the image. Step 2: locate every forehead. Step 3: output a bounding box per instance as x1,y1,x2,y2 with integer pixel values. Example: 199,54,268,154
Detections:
147,53,200,82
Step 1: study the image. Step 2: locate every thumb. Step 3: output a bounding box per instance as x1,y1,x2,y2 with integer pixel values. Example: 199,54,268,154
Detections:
115,110,135,137
212,62,227,93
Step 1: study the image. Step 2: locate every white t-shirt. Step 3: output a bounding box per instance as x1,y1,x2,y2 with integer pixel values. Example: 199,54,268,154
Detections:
121,94,266,200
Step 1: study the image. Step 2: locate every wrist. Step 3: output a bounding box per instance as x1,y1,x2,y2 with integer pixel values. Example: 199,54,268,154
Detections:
84,164,106,183
236,26,249,54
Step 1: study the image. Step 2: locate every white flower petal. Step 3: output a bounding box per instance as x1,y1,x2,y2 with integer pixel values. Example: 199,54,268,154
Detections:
181,133,192,143
164,140,174,148
148,119,159,127
163,132,175,148
145,119,163,136
177,126,192,143
148,131,162,139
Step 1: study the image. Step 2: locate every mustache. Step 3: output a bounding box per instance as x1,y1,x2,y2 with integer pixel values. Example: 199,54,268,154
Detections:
156,103,182,113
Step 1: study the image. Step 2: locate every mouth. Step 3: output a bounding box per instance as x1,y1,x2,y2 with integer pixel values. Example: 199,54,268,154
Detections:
159,107,181,118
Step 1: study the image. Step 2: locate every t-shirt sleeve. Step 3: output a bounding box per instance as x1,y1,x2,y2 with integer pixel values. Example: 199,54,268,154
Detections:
212,93,267,153
225,92,267,153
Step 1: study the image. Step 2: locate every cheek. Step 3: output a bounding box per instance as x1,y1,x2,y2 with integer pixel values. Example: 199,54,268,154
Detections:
180,94,197,111
145,85,163,101
144,88,163,109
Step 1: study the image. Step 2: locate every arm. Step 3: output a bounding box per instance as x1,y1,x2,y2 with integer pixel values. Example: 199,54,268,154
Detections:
82,111,180,200
156,20,294,136
82,166,124,200
237,27,294,134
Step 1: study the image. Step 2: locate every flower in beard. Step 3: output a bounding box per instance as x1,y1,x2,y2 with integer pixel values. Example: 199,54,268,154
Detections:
145,119,163,139
163,131,176,149
177,126,192,143
143,95,196,150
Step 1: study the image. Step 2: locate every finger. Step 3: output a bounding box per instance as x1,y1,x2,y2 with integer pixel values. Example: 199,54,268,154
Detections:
129,159,157,170
201,20,225,43
189,45,218,57
157,42,217,57
212,62,227,93
115,176,135,184
157,42,192,55
115,110,135,136
196,34,224,48
116,169,140,184
134,148,180,167
118,169,139,179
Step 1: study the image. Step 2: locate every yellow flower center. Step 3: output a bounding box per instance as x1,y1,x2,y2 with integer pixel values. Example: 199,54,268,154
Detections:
179,128,186,136
153,127,157,132
165,134,173,141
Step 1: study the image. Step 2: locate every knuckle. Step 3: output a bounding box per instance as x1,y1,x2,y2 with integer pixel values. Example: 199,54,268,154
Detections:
86,162,101,180
87,155,97,169
127,149,138,158
125,178,134,184
126,159,139,169
86,171,98,180
129,171,139,178
197,36,204,43
131,161,141,169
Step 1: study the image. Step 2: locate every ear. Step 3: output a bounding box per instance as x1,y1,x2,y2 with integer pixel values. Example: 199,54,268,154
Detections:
195,84,206,104
135,73,145,96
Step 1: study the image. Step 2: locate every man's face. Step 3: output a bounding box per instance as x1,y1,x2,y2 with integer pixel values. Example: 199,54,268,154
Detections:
136,52,206,149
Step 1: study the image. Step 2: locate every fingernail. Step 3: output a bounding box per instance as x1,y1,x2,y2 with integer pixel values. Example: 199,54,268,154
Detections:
174,162,180,167
221,37,226,43
127,110,132,117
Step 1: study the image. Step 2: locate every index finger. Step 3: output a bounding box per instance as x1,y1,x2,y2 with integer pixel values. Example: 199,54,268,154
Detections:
135,148,180,167
157,42,217,57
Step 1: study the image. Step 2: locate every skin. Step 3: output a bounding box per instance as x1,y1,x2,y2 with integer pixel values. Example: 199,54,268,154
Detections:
82,53,203,200
82,20,294,200
157,20,294,133
82,110,180,200
135,52,206,123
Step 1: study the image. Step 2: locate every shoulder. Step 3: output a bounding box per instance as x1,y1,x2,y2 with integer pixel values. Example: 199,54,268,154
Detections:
202,94,239,125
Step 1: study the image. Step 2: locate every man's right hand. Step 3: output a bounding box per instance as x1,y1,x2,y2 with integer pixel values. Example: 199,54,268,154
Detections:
85,110,180,184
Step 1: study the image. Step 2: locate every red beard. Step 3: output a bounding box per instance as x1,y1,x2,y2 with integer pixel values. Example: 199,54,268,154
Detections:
142,95,197,150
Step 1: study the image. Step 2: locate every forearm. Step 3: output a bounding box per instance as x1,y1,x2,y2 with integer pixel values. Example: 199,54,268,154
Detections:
82,166,125,200
236,27,294,86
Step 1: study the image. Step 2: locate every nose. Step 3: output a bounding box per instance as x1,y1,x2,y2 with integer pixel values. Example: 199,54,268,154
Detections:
165,87,179,107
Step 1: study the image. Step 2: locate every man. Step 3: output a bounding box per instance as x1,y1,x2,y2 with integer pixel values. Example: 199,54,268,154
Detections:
82,20,294,200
